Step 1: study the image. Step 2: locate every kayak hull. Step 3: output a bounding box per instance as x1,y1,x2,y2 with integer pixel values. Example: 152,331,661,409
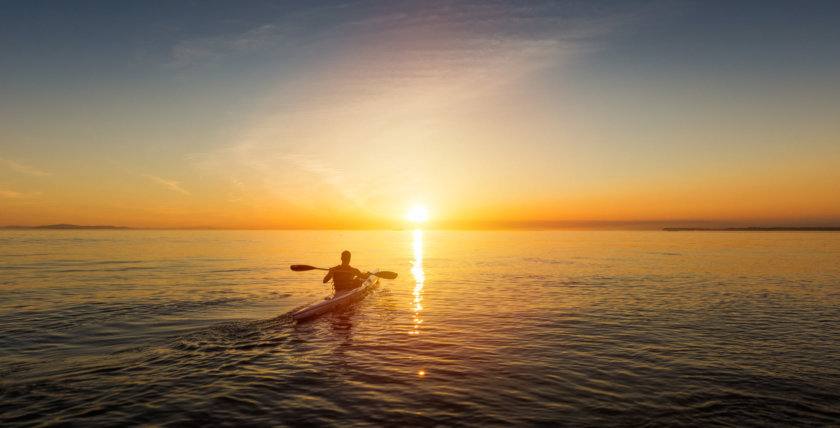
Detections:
292,269,380,321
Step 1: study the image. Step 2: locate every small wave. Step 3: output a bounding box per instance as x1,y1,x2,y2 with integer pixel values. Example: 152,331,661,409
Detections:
268,292,292,298
0,360,45,378
524,257,575,265
16,297,251,332
171,317,293,353
207,268,253,273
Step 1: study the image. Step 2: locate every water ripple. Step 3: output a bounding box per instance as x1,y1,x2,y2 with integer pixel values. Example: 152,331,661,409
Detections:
1,230,839,426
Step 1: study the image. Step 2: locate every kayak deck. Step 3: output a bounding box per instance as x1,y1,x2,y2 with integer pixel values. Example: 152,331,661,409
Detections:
292,269,380,321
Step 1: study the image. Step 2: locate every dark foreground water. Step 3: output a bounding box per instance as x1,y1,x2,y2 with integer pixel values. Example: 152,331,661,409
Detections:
1,230,839,427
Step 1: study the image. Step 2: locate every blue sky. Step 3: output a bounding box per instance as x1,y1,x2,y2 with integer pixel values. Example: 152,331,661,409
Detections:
2,1,839,228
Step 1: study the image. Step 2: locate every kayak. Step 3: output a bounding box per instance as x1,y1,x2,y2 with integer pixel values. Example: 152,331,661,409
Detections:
292,269,380,321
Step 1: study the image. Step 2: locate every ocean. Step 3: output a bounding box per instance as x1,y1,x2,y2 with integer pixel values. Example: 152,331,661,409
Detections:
1,230,839,426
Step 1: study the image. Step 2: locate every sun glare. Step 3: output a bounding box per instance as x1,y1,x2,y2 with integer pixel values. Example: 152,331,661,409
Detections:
406,204,429,223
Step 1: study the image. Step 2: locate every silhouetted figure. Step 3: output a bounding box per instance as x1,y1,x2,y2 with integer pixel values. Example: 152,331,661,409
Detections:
323,250,369,293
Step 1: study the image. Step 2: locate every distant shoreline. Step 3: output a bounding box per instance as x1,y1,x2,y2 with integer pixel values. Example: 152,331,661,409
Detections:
664,227,840,232
1,224,132,230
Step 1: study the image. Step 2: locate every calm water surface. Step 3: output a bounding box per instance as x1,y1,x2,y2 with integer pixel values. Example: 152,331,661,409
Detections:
1,230,839,426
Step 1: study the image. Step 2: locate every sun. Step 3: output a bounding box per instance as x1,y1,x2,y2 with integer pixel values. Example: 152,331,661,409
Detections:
405,204,429,223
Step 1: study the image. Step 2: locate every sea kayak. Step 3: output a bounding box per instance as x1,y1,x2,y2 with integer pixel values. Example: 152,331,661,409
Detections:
292,269,380,321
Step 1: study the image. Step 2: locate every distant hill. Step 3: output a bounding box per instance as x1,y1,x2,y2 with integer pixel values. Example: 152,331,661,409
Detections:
664,227,840,232
2,224,132,230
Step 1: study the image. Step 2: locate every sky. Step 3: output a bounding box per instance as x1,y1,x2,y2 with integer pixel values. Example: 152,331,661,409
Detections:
1,0,839,229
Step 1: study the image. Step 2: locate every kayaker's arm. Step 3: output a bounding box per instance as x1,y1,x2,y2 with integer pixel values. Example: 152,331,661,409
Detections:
323,268,334,283
352,267,369,280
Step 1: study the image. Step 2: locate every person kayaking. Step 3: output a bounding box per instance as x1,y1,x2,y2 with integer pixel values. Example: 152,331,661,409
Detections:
323,250,370,293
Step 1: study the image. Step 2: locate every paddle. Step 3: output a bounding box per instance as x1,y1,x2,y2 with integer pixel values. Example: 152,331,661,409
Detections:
290,264,398,279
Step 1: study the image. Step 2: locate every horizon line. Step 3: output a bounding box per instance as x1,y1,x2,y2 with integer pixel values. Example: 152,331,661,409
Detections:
4,220,840,232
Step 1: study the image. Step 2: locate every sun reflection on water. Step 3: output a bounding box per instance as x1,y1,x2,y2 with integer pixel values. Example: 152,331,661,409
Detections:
410,229,424,336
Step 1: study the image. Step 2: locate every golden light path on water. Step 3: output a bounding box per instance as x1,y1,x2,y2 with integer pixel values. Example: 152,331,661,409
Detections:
410,228,425,376
410,229,424,338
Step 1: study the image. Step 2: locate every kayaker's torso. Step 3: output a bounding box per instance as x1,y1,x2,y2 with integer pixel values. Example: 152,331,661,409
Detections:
327,264,363,292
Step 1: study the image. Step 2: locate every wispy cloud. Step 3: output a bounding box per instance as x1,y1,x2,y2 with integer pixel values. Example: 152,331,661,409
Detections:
167,24,283,67
190,142,355,206
278,153,353,200
164,1,630,70
0,157,50,177
0,187,41,199
144,174,189,195
186,1,645,220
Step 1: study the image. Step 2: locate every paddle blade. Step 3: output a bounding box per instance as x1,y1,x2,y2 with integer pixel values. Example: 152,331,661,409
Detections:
290,264,317,272
373,271,398,279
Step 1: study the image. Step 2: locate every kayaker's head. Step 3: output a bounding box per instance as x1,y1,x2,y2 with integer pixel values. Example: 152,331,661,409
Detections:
341,250,351,265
